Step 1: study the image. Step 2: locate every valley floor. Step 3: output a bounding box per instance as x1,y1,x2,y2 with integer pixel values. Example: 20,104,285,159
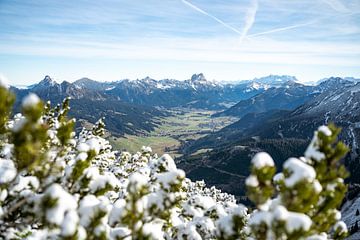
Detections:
108,108,238,156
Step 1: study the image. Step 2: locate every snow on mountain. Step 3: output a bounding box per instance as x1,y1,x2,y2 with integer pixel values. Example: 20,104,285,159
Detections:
292,79,359,120
316,76,360,85
214,81,318,118
20,74,356,111
73,77,115,91
28,75,57,89
342,195,360,233
253,75,298,85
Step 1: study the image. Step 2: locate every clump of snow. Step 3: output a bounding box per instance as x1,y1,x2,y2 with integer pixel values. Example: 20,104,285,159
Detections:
216,214,235,236
76,152,88,161
0,159,17,184
313,180,323,193
22,93,40,108
141,146,152,154
11,176,39,193
191,195,216,210
304,126,331,162
156,169,185,190
334,221,347,234
248,210,272,226
273,173,284,183
273,205,288,221
334,210,341,221
128,172,149,193
86,168,120,194
78,195,109,227
77,142,90,152
142,220,164,239
11,117,27,133
283,158,316,187
109,199,126,226
176,224,202,240
110,227,131,240
251,152,274,169
245,175,259,187
86,138,100,154
306,233,327,240
0,73,9,88
156,154,177,171
44,184,77,226
305,137,325,161
0,189,8,201
318,125,332,136
61,210,79,236
286,211,312,233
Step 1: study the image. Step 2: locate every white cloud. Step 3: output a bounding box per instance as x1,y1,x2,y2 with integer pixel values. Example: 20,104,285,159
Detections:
0,35,358,68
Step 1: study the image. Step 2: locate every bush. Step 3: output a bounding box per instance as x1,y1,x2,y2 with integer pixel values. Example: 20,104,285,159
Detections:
0,81,349,239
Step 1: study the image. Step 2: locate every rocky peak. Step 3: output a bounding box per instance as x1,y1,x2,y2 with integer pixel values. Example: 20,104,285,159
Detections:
39,75,56,86
191,73,206,82
318,77,354,91
30,75,58,90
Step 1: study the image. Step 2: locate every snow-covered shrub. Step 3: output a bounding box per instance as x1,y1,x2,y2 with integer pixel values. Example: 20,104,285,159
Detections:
246,125,349,239
0,85,349,239
0,87,248,239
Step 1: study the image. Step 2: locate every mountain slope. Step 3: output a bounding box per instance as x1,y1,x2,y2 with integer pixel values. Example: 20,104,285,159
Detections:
214,81,319,117
179,77,360,201
73,77,115,91
11,76,166,136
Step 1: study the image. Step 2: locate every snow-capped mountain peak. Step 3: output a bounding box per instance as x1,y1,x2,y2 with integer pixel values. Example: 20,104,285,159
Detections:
28,75,57,89
190,73,206,82
40,75,56,86
253,75,298,85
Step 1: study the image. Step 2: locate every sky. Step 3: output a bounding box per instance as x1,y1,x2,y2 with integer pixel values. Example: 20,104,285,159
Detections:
0,0,359,85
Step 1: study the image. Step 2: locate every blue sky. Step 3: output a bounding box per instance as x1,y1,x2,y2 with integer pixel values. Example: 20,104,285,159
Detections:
0,0,359,85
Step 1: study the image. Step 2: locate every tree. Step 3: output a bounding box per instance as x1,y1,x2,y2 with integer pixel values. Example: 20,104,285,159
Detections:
0,81,350,239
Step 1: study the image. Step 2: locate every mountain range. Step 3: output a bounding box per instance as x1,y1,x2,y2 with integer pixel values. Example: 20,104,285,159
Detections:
10,74,360,193
10,74,301,135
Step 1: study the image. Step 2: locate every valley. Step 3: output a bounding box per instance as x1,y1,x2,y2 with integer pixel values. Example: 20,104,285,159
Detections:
108,108,238,156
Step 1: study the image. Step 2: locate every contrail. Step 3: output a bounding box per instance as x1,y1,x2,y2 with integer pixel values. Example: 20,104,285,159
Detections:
181,0,242,35
321,0,350,13
239,0,258,43
247,21,315,38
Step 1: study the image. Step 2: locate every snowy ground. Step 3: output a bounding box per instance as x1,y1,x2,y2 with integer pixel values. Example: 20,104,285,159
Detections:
342,196,360,238
346,232,360,240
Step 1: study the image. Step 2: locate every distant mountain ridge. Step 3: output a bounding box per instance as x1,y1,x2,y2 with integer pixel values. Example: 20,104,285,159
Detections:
14,74,304,110
10,76,166,136
213,81,319,118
